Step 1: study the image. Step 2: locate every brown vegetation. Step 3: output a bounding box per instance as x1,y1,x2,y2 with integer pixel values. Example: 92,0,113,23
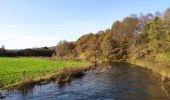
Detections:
53,8,170,82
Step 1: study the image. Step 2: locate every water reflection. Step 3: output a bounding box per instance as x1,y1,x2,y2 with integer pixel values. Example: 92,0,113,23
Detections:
2,62,170,100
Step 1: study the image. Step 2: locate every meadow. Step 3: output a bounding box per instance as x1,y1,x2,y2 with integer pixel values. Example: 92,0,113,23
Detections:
0,57,86,88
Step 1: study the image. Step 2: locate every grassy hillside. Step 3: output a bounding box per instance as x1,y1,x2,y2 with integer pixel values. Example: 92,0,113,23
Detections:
0,57,86,88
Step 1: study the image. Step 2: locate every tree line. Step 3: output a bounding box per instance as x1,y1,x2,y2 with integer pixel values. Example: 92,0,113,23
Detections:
0,46,55,57
54,8,170,63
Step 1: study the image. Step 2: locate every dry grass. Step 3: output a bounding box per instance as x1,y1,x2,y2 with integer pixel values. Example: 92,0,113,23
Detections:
57,65,92,84
129,52,170,82
95,65,112,74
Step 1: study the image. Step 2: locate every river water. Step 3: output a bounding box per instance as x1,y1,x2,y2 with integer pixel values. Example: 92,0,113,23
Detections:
1,63,170,100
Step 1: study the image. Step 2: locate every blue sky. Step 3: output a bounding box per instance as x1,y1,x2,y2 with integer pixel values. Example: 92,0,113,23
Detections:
0,0,170,49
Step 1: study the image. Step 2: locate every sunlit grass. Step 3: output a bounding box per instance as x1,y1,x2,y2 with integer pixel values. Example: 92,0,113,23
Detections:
0,57,86,88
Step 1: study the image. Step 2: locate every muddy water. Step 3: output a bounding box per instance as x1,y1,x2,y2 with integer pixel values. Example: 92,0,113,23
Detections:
2,63,170,100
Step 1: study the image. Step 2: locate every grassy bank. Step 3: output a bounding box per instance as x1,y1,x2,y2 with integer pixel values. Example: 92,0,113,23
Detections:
0,57,91,89
129,52,170,81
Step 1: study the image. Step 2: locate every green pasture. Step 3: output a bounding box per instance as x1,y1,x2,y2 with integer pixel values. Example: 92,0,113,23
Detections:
0,57,84,88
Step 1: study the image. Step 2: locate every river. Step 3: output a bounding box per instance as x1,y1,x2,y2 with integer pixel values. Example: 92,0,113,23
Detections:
1,63,170,100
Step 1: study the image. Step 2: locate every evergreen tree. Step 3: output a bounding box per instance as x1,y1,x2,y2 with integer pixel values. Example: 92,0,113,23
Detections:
147,17,162,54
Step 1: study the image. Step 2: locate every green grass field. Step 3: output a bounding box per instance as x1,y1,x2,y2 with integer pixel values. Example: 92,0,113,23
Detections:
0,57,85,88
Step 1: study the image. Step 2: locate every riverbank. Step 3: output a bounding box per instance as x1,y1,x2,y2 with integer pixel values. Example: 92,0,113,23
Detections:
128,53,170,82
0,57,93,90
6,63,93,90
3,62,170,100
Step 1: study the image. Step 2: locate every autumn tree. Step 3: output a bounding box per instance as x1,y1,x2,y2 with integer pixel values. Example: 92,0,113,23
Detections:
75,33,95,54
147,17,163,54
87,34,101,62
55,40,75,57
100,34,117,62
163,8,170,24
141,23,151,44
163,8,170,47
